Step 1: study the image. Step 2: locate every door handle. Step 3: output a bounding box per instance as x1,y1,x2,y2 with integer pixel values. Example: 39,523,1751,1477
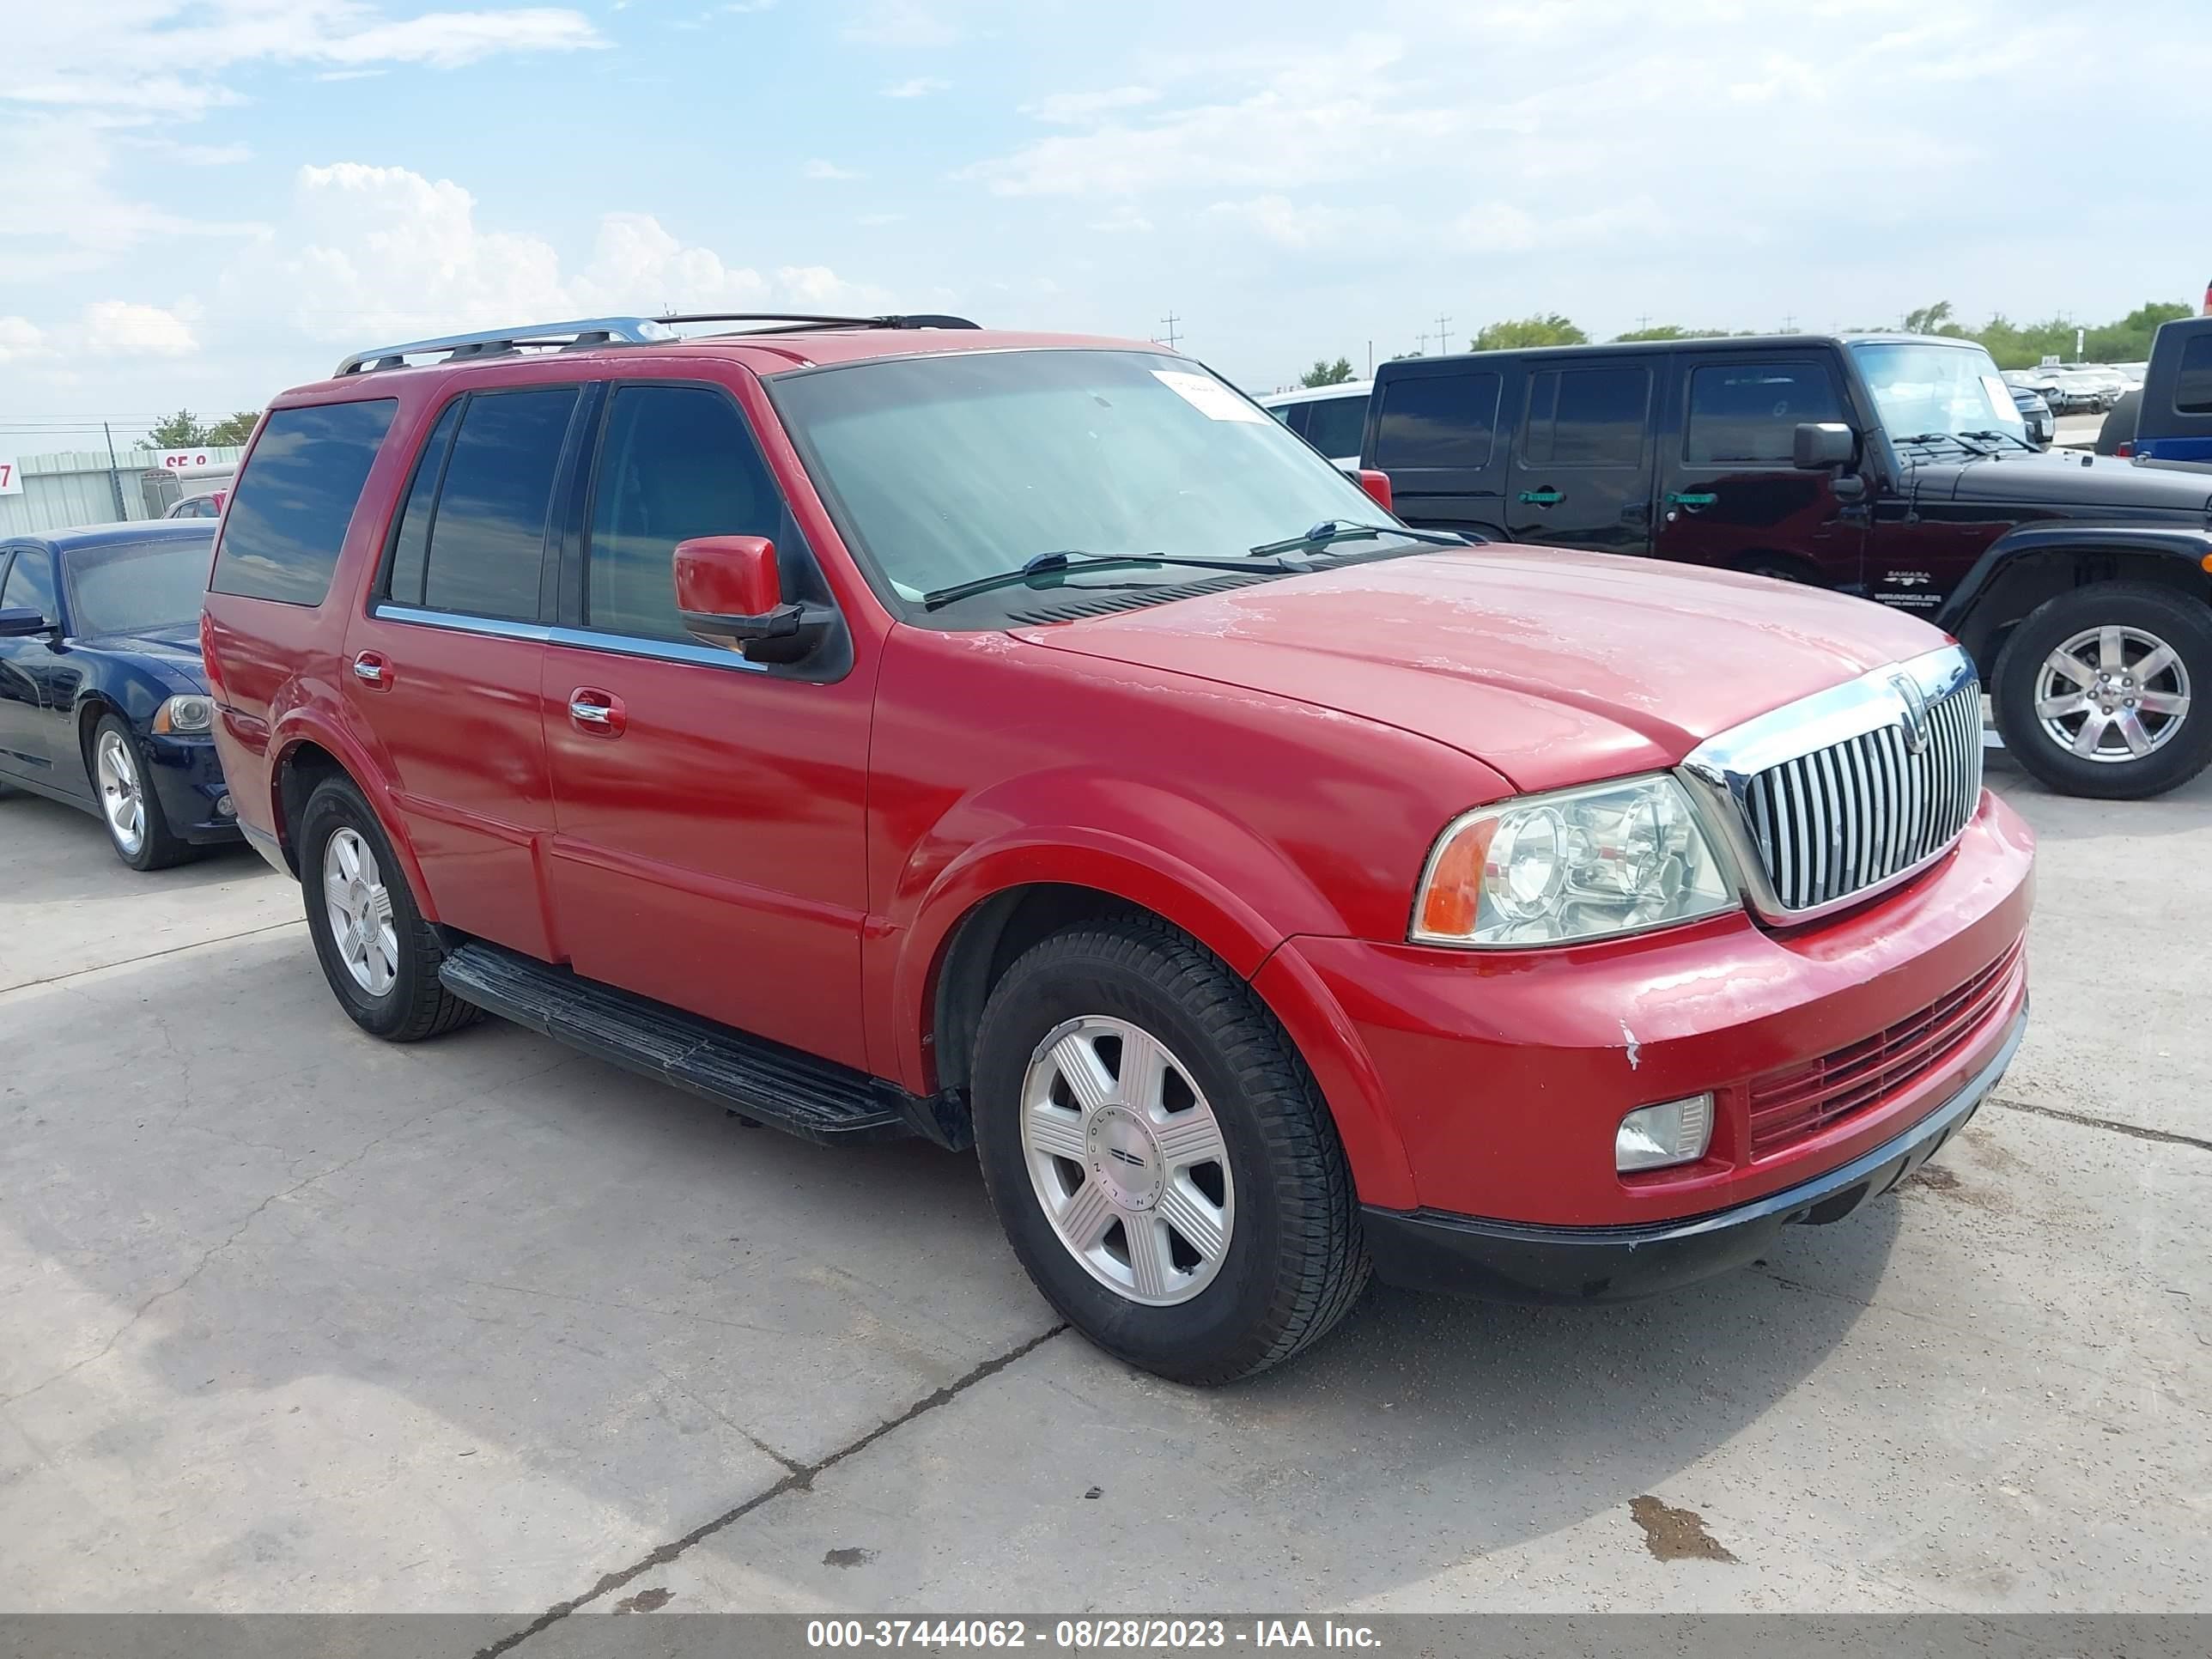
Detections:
567,688,626,736
352,652,392,690
1518,488,1563,507
1667,492,1718,509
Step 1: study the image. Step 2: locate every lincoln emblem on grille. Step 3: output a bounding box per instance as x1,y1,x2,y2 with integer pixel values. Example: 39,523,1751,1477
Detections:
1891,673,1932,757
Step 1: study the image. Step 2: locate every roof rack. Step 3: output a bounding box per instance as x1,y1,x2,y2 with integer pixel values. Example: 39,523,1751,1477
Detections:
334,312,981,376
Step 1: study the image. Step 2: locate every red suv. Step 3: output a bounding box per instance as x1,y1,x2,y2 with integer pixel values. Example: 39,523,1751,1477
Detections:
202,314,2034,1383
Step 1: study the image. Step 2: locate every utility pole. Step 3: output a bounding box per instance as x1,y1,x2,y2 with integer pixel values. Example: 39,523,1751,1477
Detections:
1158,312,1182,349
1782,313,1798,331
1367,338,1373,378
1635,313,1652,332
102,422,126,520
1434,313,1454,354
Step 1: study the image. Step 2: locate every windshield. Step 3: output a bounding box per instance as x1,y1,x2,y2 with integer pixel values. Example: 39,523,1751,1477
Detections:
769,349,1411,621
65,538,212,635
1850,341,2025,441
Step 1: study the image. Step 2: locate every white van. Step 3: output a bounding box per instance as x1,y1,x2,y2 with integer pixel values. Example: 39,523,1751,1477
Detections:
1255,380,1373,468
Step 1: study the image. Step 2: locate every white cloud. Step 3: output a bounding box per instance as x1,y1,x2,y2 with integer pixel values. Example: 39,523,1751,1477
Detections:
803,158,861,180
842,0,954,46
82,301,199,356
0,317,52,363
257,162,887,346
1021,85,1158,123
1087,205,1152,235
1205,195,1372,251
882,76,949,97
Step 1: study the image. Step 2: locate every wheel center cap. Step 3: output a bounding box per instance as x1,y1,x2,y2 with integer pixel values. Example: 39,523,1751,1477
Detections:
1088,1106,1164,1211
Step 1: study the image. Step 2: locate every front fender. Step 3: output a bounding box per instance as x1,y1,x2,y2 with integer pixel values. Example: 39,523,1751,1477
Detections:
1939,521,2212,634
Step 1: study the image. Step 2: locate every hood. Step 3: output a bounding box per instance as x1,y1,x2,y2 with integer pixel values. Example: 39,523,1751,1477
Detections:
1011,545,1948,793
1917,450,2212,514
76,622,208,689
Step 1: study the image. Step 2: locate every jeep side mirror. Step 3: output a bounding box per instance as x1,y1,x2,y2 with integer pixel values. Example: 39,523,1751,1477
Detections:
1793,422,1856,470
672,535,833,665
0,607,51,638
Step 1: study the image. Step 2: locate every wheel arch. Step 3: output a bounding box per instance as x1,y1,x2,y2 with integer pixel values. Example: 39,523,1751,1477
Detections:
264,721,435,914
1939,526,2212,671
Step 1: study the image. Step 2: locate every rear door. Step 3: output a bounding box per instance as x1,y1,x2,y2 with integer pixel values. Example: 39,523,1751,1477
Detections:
1652,350,1863,586
1297,392,1369,468
346,383,580,959
1364,362,1510,537
535,374,873,1071
1504,356,1659,554
0,546,68,784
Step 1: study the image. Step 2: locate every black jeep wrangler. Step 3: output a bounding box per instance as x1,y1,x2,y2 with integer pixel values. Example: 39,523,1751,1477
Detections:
1362,333,2212,799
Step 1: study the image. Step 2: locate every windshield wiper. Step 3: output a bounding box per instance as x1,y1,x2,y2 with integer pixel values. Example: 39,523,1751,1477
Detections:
1248,520,1468,558
1893,430,1996,457
1961,428,2039,454
920,549,1301,610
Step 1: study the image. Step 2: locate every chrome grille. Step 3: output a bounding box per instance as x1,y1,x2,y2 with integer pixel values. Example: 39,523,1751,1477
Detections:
1741,680,1982,910
1682,647,1986,922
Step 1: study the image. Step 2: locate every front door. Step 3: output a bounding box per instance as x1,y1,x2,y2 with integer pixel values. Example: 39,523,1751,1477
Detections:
0,546,75,788
538,378,873,1072
1652,352,1863,587
346,385,576,959
1504,356,1660,555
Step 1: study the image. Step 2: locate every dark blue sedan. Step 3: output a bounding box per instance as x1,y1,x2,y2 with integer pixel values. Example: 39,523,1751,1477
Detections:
0,521,240,870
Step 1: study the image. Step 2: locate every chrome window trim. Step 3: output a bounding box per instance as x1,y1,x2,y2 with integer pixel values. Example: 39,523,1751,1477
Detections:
1676,643,1981,926
366,605,769,672
370,604,550,643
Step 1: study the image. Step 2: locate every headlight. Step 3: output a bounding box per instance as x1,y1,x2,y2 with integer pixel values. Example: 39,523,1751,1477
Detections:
1411,775,1736,947
152,694,215,735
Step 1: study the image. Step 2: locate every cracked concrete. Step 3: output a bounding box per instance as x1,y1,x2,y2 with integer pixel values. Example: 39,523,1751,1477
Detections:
1,753,2207,1617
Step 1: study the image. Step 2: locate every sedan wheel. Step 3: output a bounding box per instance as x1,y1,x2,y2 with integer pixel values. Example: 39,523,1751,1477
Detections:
95,729,146,857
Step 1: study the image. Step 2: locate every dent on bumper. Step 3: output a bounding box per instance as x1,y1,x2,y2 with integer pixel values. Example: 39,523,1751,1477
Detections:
1363,1003,2024,1303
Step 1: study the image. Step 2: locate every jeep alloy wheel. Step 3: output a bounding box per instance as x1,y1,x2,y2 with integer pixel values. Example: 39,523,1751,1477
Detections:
2033,624,2191,763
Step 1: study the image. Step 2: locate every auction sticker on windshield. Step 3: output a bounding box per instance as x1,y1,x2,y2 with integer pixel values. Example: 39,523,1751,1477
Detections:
1153,369,1268,422
1980,375,2019,422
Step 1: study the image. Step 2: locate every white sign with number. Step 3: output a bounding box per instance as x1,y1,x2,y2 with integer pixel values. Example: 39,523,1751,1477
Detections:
0,457,20,496
156,448,226,473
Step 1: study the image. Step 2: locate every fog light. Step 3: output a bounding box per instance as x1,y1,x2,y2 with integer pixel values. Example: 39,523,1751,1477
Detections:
1616,1094,1714,1173
216,794,234,818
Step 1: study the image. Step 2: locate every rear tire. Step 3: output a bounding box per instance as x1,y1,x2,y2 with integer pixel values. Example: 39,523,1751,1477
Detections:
298,776,481,1041
1992,583,2212,799
971,916,1369,1385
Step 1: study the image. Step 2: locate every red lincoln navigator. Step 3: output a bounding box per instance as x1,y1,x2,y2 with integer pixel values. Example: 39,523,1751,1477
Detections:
201,313,2033,1384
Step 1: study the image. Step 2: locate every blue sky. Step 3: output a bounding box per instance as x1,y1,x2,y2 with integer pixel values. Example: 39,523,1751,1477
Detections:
3,0,2208,445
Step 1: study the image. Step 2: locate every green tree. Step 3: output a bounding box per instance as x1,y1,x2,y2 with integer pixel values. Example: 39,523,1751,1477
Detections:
147,410,209,447
204,410,261,446
1901,301,1963,337
1300,356,1355,387
1469,314,1588,351
2083,302,2191,363
1612,325,1735,343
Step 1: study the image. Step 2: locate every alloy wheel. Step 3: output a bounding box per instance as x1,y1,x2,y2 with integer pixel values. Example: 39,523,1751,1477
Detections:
1020,1014,1235,1307
323,827,399,996
95,730,146,856
2034,624,2191,763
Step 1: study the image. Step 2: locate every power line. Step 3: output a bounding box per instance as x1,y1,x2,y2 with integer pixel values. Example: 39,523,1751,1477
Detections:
1158,311,1182,349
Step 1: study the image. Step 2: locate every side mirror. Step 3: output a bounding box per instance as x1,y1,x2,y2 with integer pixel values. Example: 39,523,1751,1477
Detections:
0,608,51,639
1354,469,1394,513
1793,422,1856,470
672,535,833,665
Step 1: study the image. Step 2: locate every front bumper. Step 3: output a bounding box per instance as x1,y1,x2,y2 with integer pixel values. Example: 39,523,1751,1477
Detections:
1362,1003,2023,1302
143,733,241,845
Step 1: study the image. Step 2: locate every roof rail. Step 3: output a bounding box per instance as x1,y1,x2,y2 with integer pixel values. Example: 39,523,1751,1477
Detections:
334,317,678,377
655,312,981,335
334,312,982,375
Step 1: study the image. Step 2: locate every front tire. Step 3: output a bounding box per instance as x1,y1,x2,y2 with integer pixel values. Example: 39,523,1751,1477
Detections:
971,917,1369,1384
298,776,481,1041
89,714,190,871
1992,583,2212,799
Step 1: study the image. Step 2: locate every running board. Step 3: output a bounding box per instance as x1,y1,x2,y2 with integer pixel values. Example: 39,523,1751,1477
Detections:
439,942,951,1148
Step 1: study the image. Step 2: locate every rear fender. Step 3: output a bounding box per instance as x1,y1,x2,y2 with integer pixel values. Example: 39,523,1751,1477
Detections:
265,705,435,917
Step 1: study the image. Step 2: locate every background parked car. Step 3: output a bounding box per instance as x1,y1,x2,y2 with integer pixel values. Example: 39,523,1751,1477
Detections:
167,489,227,519
0,521,240,869
1257,380,1373,467
2009,384,2056,447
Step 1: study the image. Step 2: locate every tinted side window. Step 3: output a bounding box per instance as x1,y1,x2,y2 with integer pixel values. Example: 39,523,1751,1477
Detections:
1685,362,1844,465
2,548,55,620
1373,372,1502,468
384,400,464,607
1523,368,1649,467
421,388,579,622
211,400,398,605
1303,395,1368,459
586,385,781,643
2176,334,2212,416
